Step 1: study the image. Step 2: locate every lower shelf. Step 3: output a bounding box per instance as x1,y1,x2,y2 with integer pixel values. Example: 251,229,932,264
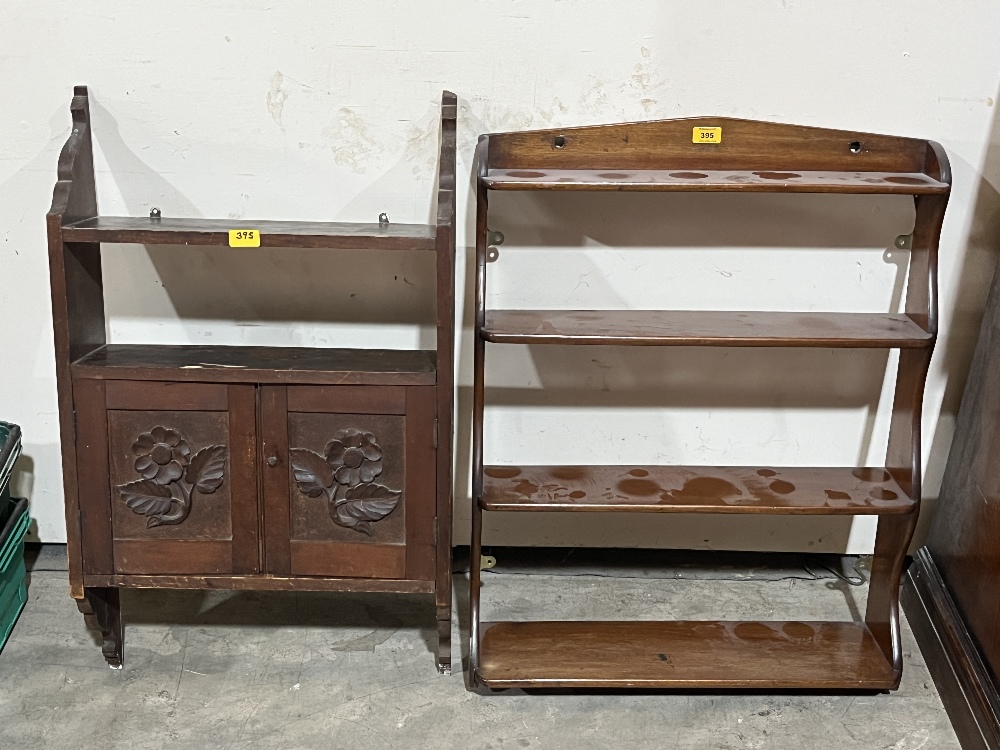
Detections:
477,620,897,689
481,465,915,514
83,573,435,594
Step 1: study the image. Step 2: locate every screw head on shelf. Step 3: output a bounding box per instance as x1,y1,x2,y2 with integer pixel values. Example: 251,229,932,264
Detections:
267,456,279,467
378,212,389,225
894,234,912,249
149,207,162,219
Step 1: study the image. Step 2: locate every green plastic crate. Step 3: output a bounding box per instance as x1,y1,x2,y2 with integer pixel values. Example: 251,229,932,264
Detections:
0,497,29,652
0,422,22,529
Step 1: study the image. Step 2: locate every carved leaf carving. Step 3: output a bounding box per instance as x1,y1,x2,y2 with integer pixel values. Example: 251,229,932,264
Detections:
185,445,227,493
120,426,227,528
118,480,173,517
334,483,401,535
289,448,335,498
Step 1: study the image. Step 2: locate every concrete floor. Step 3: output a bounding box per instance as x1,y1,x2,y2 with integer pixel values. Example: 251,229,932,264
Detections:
0,550,959,749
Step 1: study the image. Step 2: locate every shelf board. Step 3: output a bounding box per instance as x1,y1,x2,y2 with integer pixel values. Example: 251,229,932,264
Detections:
72,344,436,386
482,310,932,348
61,216,437,250
480,465,914,514
483,167,949,194
477,620,897,689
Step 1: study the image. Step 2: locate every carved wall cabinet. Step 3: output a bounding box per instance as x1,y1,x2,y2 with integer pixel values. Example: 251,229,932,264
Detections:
48,87,456,672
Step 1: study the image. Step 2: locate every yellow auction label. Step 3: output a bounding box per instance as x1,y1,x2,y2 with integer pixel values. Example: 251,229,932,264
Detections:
228,229,260,247
692,127,722,144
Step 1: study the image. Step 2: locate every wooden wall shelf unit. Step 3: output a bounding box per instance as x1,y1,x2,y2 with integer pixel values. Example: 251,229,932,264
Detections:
47,86,457,673
470,117,950,691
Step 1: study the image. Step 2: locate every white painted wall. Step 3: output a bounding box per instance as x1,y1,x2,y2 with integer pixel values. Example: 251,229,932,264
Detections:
2,2,998,552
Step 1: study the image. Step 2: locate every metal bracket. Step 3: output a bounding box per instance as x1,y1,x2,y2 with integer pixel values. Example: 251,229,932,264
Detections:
486,230,504,263
480,555,497,570
894,234,912,250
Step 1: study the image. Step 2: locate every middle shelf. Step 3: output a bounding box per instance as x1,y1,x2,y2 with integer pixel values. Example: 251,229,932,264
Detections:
482,310,932,348
481,465,914,514
71,344,437,385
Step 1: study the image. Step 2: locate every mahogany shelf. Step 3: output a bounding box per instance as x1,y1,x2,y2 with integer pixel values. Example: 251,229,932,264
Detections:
481,465,914,514
470,115,951,692
482,310,932,348
71,344,437,386
61,216,437,250
477,620,897,690
483,167,948,194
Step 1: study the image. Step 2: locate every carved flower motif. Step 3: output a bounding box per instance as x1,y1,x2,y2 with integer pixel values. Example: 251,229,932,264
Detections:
131,426,191,486
326,429,383,486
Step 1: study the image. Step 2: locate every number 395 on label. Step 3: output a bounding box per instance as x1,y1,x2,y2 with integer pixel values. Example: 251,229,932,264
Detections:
228,229,260,247
692,127,722,144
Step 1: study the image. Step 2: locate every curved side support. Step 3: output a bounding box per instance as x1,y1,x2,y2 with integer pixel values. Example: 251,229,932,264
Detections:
47,86,105,601
49,85,97,224
77,587,123,669
867,177,948,681
468,135,490,686
434,91,458,674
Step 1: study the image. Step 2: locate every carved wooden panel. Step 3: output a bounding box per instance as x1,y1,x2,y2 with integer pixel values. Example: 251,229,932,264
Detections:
109,410,233,542
287,412,406,545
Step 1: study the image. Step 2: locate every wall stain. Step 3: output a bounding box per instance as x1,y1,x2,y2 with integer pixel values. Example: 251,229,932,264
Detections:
325,108,382,174
267,71,288,129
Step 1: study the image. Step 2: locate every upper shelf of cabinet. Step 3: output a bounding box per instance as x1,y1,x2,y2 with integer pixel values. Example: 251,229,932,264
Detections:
61,216,438,250
49,86,458,250
477,117,951,195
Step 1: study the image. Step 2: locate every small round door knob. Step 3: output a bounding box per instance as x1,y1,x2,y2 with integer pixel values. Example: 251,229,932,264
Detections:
267,456,279,467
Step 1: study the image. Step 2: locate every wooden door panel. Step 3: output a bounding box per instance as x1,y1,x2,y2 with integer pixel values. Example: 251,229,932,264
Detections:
287,411,407,545
108,410,233,541
263,385,436,580
98,381,258,576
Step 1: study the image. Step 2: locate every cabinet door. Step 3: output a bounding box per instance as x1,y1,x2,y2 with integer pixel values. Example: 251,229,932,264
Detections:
74,380,259,576
261,385,436,580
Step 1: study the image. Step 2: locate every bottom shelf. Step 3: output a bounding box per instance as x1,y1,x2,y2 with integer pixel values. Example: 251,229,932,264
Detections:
477,620,896,690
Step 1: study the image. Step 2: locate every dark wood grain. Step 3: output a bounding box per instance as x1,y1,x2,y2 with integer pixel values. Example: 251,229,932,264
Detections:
84,573,434,594
435,91,458,673
404,387,437,581
289,540,405,579
104,379,228,411
78,587,123,668
483,310,933,348
73,345,437,386
260,386,291,575
484,168,948,194
228,385,260,574
113,540,232,575
484,116,944,175
916,254,1000,736
72,380,113,575
61,216,437,250
903,549,1000,750
47,86,102,599
481,465,915,514
477,620,897,689
286,384,407,414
